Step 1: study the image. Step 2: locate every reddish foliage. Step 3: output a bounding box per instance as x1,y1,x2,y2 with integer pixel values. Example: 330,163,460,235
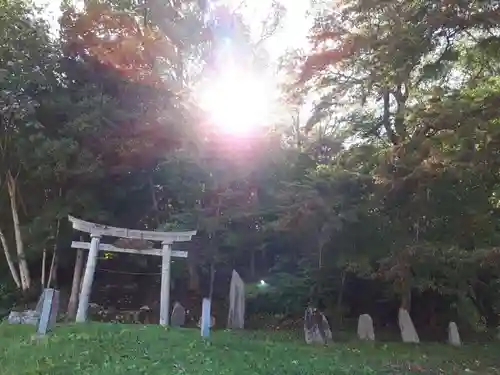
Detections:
61,3,176,87
299,49,347,82
298,29,364,84
312,31,343,45
299,31,359,83
58,3,187,174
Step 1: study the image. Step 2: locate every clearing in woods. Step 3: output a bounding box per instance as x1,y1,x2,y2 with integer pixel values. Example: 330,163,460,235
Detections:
0,324,498,374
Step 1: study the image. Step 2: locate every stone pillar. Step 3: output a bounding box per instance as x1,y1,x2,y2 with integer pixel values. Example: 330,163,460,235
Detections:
76,234,100,323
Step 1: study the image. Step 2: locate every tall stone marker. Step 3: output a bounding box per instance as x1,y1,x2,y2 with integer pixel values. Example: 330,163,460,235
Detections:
171,302,186,327
227,269,245,329
304,307,332,345
357,314,375,341
398,308,419,343
448,321,461,346
36,288,60,336
200,298,211,338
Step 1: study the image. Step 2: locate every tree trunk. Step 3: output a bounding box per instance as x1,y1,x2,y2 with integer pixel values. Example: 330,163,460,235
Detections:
336,270,347,324
188,258,200,292
250,249,256,279
67,248,84,320
47,253,58,288
400,281,412,312
318,224,329,270
0,227,21,289
47,219,61,288
393,84,408,141
428,296,437,328
7,170,30,291
382,88,399,145
208,261,215,300
41,247,47,287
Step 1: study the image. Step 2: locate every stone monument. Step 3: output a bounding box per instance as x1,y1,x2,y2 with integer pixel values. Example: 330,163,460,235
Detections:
227,270,245,329
448,321,461,346
357,313,375,341
36,288,60,336
170,302,186,327
304,307,332,345
398,308,419,343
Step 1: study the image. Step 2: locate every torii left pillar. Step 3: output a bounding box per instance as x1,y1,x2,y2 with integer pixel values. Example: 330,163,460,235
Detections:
76,234,101,323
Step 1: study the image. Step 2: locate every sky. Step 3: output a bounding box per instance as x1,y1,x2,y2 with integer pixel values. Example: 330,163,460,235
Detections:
36,0,311,58
224,0,311,58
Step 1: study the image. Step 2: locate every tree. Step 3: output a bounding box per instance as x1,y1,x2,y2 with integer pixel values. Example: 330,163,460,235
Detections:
292,0,500,317
0,0,59,291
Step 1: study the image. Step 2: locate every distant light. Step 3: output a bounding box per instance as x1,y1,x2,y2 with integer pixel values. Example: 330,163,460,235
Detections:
260,280,267,286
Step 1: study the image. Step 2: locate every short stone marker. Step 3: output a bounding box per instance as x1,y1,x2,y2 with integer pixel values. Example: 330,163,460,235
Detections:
227,269,245,329
398,308,419,343
200,298,211,338
36,288,60,336
357,313,375,341
170,302,186,327
304,307,332,345
448,321,461,346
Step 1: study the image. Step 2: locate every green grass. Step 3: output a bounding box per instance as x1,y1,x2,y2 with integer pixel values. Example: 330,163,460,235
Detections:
0,323,498,374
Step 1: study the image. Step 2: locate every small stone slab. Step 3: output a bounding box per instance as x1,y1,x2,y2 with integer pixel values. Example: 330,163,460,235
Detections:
6,289,44,325
7,310,39,325
171,302,186,327
357,314,375,341
36,288,60,336
304,307,332,345
448,321,461,346
398,308,419,343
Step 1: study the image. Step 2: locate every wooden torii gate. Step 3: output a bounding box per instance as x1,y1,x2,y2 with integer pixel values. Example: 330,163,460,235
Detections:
68,215,196,326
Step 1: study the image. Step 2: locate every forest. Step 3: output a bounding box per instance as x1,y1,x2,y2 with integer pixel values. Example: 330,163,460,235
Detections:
1,0,500,340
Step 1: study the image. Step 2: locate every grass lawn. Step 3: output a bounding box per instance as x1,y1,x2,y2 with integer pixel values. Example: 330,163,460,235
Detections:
0,323,498,374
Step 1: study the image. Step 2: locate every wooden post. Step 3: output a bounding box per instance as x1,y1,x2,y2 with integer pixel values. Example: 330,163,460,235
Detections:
159,242,172,326
201,298,211,338
76,234,100,323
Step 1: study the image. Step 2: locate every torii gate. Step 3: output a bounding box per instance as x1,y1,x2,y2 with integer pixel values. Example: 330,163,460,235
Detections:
68,215,196,326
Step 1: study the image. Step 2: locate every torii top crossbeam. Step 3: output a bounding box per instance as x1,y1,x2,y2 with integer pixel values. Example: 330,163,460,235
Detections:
68,215,196,244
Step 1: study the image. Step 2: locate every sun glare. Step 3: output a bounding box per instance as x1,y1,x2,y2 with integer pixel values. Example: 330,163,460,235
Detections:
198,67,273,136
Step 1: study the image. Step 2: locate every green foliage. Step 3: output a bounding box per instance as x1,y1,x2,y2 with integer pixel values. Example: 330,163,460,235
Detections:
0,282,19,317
246,271,313,316
274,0,500,325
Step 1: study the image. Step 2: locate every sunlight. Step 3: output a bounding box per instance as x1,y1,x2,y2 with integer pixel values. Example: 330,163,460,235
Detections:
197,66,273,136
